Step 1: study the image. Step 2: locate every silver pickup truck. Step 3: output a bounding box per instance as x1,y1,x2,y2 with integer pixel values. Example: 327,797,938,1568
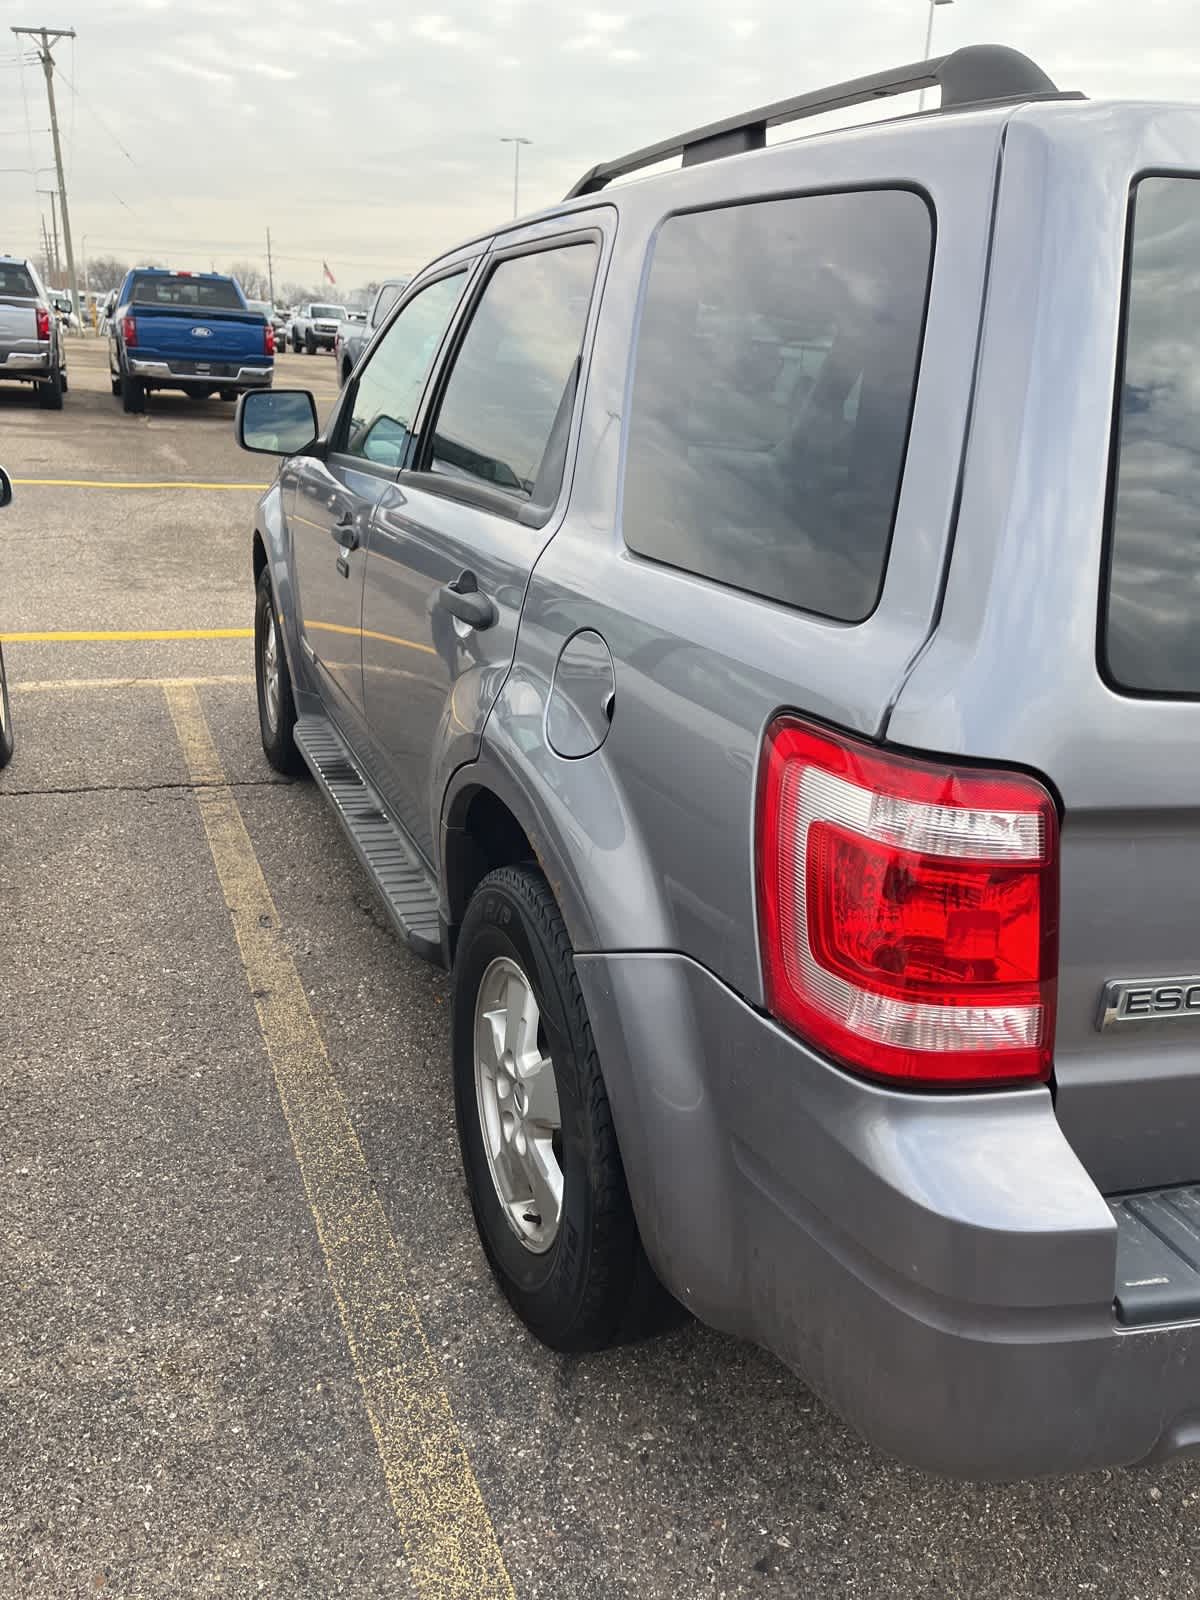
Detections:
0,256,65,410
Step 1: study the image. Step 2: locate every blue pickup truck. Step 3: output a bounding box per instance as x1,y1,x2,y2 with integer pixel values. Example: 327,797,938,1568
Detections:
108,268,274,414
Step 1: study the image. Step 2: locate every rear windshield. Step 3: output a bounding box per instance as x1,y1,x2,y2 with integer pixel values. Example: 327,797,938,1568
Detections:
311,305,344,320
0,262,37,298
1104,176,1200,695
130,274,244,310
622,189,932,622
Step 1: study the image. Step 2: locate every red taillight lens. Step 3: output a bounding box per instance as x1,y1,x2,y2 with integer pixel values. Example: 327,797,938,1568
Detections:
264,322,275,356
120,313,137,348
35,304,51,341
757,718,1059,1087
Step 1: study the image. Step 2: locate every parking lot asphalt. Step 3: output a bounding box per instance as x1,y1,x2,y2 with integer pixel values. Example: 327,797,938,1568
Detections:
3,342,1200,1600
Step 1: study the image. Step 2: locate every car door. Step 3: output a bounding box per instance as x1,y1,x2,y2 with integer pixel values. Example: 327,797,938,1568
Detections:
289,264,479,735
360,212,611,861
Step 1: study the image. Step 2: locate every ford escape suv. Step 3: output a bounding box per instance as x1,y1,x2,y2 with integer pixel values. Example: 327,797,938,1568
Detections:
235,45,1200,1479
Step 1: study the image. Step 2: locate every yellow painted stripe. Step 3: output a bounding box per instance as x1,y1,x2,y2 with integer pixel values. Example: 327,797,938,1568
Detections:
14,674,254,692
162,681,514,1600
12,478,269,490
306,619,438,657
0,628,253,643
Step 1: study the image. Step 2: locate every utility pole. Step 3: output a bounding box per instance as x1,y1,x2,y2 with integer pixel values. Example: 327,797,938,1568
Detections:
12,27,81,325
38,188,60,278
40,214,52,279
265,227,276,307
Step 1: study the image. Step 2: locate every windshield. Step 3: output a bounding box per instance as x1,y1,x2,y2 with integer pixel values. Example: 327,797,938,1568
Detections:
311,304,345,320
0,262,37,298
130,274,244,309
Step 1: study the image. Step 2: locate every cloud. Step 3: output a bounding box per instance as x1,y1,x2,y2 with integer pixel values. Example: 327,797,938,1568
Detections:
150,53,234,85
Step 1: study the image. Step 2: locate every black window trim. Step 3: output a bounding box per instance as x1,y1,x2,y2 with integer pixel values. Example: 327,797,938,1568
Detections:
398,224,605,531
1097,167,1200,704
322,256,486,486
617,180,938,626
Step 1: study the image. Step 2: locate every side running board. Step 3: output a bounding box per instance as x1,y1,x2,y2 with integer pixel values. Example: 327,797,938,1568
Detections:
294,715,443,966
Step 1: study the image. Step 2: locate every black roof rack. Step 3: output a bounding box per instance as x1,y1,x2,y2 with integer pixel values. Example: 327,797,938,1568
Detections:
564,45,1083,200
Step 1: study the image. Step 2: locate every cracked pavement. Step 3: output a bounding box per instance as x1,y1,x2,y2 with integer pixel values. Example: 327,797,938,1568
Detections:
2,344,1199,1600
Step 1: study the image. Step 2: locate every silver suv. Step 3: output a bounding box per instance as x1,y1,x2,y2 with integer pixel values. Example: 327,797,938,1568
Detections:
236,46,1200,1479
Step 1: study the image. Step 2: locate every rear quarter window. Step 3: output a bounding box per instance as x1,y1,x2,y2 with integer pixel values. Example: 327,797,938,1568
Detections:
622,189,933,622
1104,175,1200,696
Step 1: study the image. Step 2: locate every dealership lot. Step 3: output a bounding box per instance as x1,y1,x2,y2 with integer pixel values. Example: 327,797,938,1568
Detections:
2,342,1199,1600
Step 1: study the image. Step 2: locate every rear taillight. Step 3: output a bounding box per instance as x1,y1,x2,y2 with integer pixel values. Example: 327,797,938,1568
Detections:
35,304,50,341
757,717,1059,1087
264,322,275,356
120,313,137,348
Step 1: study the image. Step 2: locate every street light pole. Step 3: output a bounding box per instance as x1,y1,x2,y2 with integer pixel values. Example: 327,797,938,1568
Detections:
918,0,954,110
500,136,532,220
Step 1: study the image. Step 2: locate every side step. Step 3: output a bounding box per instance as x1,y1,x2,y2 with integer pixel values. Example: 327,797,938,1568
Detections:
1111,1187,1200,1326
294,715,443,965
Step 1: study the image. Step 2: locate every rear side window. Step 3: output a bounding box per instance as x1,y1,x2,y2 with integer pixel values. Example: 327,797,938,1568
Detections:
130,274,244,310
1104,176,1200,695
428,243,598,504
0,263,36,297
623,190,933,621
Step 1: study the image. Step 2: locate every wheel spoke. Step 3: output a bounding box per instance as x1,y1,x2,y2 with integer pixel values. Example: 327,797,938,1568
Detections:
520,1132,564,1235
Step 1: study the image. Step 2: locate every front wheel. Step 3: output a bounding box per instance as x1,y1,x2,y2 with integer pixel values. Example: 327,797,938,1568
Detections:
255,568,303,775
305,333,316,355
453,865,679,1351
0,643,13,768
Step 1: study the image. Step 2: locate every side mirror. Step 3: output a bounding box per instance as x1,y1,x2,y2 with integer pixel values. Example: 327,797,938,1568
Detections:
236,389,318,456
0,467,11,509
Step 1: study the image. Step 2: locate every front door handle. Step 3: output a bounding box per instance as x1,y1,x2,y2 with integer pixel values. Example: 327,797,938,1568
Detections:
438,569,497,630
332,513,360,553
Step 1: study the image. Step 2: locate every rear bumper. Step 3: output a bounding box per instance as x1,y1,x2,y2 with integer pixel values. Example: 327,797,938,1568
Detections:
129,358,273,388
0,344,51,377
575,951,1200,1479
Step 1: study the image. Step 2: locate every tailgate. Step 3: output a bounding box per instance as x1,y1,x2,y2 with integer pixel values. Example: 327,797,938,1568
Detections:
133,309,265,362
885,111,1200,1198
0,297,38,344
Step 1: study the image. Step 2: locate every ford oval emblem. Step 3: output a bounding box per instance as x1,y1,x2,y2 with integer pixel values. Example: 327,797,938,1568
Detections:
191,326,213,338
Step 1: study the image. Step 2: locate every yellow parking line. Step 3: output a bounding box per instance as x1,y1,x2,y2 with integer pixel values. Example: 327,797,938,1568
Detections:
0,628,253,642
12,478,270,490
14,674,254,692
162,681,514,1600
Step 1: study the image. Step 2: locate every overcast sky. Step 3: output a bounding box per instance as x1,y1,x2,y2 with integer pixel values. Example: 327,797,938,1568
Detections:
2,0,1200,297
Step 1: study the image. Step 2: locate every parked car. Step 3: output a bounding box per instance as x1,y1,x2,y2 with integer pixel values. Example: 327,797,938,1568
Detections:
289,301,346,354
108,267,275,414
335,278,409,385
0,465,13,767
0,256,66,409
233,46,1200,1481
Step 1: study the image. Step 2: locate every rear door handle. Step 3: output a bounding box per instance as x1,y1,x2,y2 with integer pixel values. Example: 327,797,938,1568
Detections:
438,569,497,630
332,512,360,552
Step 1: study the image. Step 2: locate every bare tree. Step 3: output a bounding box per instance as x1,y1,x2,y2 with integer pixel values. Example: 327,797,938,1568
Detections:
84,255,128,293
228,260,271,301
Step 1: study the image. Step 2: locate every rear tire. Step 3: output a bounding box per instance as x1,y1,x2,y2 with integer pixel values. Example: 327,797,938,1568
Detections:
218,388,237,402
36,364,64,410
121,371,145,414
255,568,304,776
110,373,121,396
452,865,681,1352
0,644,13,769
